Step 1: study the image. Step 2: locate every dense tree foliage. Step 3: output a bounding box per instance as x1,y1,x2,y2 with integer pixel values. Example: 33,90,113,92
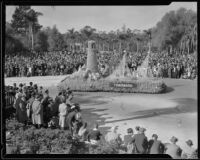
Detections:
10,6,43,51
34,30,48,52
46,25,65,51
151,8,197,52
6,6,197,55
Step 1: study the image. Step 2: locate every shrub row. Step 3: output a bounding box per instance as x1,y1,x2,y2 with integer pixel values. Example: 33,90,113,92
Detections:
6,119,121,154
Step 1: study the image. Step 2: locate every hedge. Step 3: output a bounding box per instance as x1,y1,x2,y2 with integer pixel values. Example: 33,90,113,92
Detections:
5,119,121,154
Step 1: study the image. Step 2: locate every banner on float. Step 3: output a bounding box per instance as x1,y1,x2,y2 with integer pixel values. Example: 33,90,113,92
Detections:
109,82,136,88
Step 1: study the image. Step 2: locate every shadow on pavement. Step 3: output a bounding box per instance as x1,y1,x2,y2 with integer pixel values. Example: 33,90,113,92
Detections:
105,98,197,123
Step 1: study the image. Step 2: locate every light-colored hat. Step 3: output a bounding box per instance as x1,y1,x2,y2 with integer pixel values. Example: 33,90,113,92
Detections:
71,105,76,109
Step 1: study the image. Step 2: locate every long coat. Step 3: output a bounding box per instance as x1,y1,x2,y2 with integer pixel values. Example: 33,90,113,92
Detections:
58,103,68,128
15,97,21,120
27,97,35,119
148,139,164,154
66,111,77,133
17,99,28,123
132,133,148,154
32,99,43,125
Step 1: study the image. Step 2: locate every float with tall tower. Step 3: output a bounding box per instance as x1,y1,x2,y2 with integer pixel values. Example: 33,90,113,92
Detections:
58,40,167,93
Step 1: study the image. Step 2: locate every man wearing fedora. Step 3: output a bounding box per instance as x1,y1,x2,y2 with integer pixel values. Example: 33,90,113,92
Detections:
181,140,197,159
148,134,165,154
131,127,148,154
165,136,182,159
32,94,43,129
65,104,80,134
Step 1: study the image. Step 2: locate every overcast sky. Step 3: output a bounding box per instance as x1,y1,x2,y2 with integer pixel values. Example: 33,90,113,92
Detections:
6,2,197,34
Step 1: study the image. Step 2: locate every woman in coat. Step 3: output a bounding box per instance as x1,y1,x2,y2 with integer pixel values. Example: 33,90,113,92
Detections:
18,95,28,124
32,94,43,128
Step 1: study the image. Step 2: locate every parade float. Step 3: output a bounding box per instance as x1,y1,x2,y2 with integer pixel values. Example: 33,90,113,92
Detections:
57,40,167,93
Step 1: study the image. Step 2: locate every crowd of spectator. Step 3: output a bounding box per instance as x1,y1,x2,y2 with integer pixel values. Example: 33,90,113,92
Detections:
5,49,197,80
5,51,86,77
148,51,197,79
5,82,198,158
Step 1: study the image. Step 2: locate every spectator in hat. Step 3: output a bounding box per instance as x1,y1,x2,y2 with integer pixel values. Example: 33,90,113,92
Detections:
131,127,148,154
17,94,28,125
19,83,23,90
26,92,35,122
181,140,197,159
39,86,43,99
65,105,80,134
148,134,165,154
15,89,23,100
78,122,89,141
41,89,51,126
32,94,43,129
105,126,122,146
123,128,134,148
13,83,18,92
33,84,38,94
87,123,102,145
135,126,140,134
122,128,135,153
58,96,68,130
29,82,33,87
165,136,182,159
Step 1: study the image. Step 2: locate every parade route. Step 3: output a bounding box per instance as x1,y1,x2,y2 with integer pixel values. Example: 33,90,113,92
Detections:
5,76,198,150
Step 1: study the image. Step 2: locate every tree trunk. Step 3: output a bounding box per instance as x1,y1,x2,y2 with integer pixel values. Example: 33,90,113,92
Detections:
119,41,121,53
31,25,34,51
29,22,34,51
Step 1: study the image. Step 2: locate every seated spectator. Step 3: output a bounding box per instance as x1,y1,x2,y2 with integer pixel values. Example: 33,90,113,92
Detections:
65,105,81,134
123,128,134,147
48,116,59,129
87,123,102,145
165,136,182,159
78,122,89,141
105,126,122,146
131,127,148,154
181,140,197,159
148,134,165,154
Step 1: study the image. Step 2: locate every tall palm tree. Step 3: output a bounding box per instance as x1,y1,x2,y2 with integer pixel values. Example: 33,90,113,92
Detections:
144,29,152,53
67,28,76,51
25,8,43,51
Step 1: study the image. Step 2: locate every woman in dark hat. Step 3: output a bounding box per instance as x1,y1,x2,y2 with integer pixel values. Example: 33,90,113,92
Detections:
31,94,43,128
17,94,28,125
